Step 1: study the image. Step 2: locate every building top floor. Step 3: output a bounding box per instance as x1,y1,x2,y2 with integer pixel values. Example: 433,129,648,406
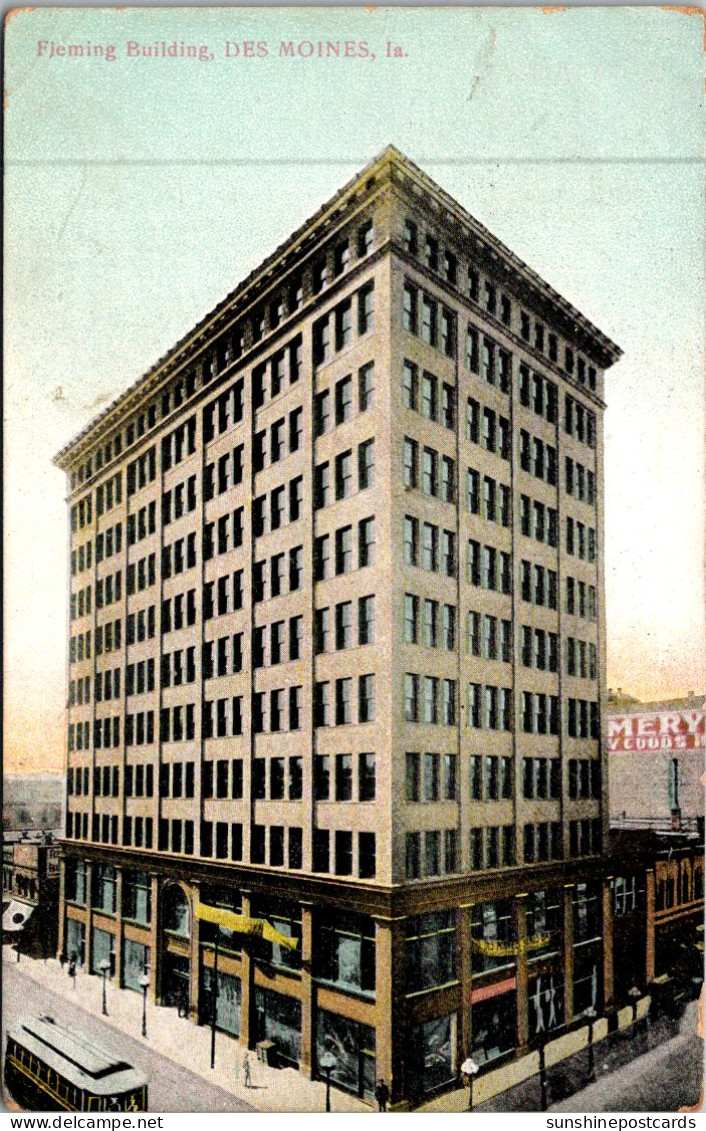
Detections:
54,146,621,492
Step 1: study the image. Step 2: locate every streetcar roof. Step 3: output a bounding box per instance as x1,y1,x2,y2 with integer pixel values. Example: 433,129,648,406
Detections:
7,1016,147,1095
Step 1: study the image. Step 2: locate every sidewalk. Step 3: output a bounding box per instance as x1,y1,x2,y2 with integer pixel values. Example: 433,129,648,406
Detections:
2,947,369,1114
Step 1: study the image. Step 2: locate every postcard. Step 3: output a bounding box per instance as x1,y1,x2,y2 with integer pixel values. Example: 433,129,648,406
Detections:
3,4,704,1119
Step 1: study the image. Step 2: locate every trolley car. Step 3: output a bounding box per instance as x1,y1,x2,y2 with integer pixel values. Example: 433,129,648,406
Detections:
4,1015,147,1112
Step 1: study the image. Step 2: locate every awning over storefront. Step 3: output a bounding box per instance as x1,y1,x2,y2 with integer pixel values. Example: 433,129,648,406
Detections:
195,901,299,950
2,900,34,933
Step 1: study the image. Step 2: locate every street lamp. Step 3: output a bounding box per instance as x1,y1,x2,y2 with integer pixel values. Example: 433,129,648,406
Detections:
99,959,110,1016
584,1007,597,1082
319,1049,336,1113
139,972,150,1038
628,986,641,1026
460,1057,480,1111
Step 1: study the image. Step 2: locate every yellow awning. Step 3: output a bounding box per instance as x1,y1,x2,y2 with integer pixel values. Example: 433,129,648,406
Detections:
195,901,299,951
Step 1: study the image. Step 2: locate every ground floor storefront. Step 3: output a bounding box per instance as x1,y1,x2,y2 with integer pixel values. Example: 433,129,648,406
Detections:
57,847,621,1110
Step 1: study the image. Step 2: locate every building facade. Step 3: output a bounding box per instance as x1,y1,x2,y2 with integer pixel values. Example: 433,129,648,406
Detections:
608,694,705,833
54,146,622,1107
609,828,704,1010
2,834,60,959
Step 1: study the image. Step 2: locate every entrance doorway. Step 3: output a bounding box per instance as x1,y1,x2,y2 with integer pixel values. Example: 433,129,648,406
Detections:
162,953,190,1013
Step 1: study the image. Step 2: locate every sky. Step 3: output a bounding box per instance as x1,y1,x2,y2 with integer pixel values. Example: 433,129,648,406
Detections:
4,6,704,775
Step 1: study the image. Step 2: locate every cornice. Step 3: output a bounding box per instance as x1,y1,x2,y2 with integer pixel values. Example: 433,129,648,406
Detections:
54,144,621,471
53,150,394,472
385,150,622,371
58,839,612,919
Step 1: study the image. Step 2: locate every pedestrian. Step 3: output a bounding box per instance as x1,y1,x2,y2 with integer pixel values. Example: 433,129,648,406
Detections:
68,954,77,986
243,1052,252,1088
375,1078,390,1112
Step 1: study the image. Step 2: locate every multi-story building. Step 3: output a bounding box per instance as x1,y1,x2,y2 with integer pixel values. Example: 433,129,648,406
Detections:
608,693,705,833
609,827,703,1010
2,833,60,959
54,146,622,1108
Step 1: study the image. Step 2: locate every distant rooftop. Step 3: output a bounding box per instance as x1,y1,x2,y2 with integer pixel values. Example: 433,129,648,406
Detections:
607,691,704,714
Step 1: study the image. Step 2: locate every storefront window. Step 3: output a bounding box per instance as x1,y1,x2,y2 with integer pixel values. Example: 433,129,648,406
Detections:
471,990,517,1065
252,897,301,972
526,890,562,961
123,871,151,925
163,885,190,937
573,883,600,943
317,1009,376,1100
255,988,301,1067
201,967,241,1036
470,900,516,974
124,939,150,992
91,864,116,914
199,883,241,955
65,917,85,965
613,876,637,916
528,971,564,1036
405,910,456,993
91,926,115,977
410,1013,457,1094
573,955,600,1016
65,860,87,905
314,911,375,997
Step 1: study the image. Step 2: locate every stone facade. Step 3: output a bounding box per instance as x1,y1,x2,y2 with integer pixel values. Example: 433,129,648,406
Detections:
54,146,622,1107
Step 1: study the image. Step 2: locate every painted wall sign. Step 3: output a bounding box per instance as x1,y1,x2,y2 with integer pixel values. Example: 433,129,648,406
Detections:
608,710,705,752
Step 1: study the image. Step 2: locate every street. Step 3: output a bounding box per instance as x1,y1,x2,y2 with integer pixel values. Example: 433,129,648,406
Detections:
2,962,256,1113
549,1005,704,1113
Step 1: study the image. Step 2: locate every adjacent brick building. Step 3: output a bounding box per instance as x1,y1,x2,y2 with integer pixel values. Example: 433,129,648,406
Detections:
608,693,704,832
54,146,622,1107
2,833,60,959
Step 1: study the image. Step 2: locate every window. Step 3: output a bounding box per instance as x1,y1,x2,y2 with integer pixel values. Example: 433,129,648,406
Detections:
359,596,375,645
334,240,349,276
336,678,352,725
359,675,375,722
425,831,440,876
335,375,353,424
358,219,374,257
358,439,375,489
404,673,419,722
403,282,418,334
314,462,330,509
335,525,353,574
314,755,330,800
335,754,353,801
404,515,418,566
315,390,330,437
358,284,374,334
406,832,421,879
421,295,436,345
403,437,418,488
335,831,353,875
359,362,374,411
315,911,375,995
359,517,375,567
359,753,376,801
404,911,455,992
404,219,418,255
335,450,353,500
